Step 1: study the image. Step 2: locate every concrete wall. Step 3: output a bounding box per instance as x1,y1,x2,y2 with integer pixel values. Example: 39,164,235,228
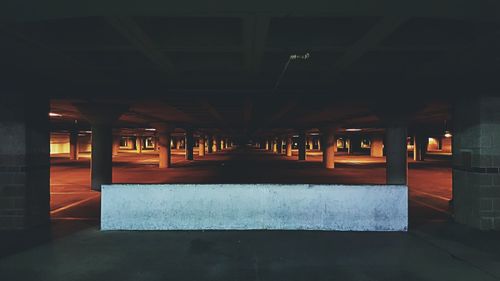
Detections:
101,184,408,231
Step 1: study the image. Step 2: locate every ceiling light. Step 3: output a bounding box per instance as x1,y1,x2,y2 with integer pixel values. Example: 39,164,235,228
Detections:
145,128,156,131
49,112,62,117
345,128,362,132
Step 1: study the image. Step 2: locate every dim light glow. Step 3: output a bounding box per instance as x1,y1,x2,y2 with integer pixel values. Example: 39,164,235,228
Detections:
49,112,62,117
145,128,156,131
310,132,319,136
345,128,362,132
444,132,452,138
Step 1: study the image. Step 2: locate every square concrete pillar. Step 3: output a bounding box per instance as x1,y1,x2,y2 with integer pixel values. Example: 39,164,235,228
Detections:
298,132,306,161
0,95,50,230
370,135,384,157
385,126,408,185
185,130,194,160
199,137,205,157
207,135,213,153
322,128,336,169
69,129,79,160
453,97,500,230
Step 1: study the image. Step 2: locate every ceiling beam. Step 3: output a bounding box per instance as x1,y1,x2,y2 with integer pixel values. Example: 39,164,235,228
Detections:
269,97,298,123
243,97,253,125
243,15,271,73
326,16,408,78
200,99,227,126
107,17,175,76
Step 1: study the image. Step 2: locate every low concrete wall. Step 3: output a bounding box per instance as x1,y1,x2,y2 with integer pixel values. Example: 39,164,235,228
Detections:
101,184,407,231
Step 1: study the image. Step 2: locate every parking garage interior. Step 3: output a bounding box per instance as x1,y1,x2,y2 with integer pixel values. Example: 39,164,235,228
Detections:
1,1,500,280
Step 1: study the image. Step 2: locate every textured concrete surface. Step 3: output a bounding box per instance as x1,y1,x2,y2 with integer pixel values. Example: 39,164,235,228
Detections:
101,184,407,231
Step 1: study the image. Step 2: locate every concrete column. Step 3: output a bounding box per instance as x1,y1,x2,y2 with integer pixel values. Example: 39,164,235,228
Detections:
272,139,278,153
158,133,171,168
207,135,213,153
69,129,79,160
126,137,134,149
185,129,194,160
370,135,384,157
346,138,351,154
152,123,173,168
453,97,500,230
153,136,158,151
307,138,313,150
75,103,127,191
135,136,143,154
286,137,293,157
322,128,336,169
298,132,306,160
112,135,120,156
213,136,219,152
91,124,114,190
176,137,181,150
265,140,270,150
385,126,408,185
199,136,205,156
413,134,428,161
317,138,321,151
0,95,50,229
277,138,283,154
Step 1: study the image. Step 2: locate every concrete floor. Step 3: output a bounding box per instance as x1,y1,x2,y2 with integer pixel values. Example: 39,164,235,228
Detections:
1,147,500,281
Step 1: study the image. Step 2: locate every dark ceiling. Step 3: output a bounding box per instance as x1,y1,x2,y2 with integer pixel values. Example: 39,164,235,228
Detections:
1,1,498,135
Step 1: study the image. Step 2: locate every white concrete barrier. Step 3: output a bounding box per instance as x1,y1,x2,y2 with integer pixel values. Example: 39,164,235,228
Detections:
101,184,408,231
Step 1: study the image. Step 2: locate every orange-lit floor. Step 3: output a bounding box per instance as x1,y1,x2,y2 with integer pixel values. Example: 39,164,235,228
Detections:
50,147,452,226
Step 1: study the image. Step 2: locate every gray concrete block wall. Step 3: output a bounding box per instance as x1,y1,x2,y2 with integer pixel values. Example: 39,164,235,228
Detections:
0,94,50,230
453,97,500,230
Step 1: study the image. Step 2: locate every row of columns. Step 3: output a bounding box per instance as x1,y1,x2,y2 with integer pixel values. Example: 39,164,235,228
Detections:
263,126,409,185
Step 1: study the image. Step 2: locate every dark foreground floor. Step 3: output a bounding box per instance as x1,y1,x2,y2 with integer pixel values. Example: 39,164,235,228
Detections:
1,220,500,281
1,147,499,281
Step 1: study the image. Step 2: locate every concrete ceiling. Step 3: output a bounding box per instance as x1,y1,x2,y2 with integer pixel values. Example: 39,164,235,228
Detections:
1,1,496,135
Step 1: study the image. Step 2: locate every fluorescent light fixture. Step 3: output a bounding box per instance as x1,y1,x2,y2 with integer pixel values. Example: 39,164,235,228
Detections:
49,112,62,117
345,128,362,132
444,131,452,138
84,130,92,134
310,132,319,136
145,128,156,131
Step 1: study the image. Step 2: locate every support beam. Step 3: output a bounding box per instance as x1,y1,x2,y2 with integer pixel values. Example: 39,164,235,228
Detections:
286,136,293,157
386,126,408,185
213,136,219,152
135,135,143,154
326,17,407,78
152,123,173,169
199,136,205,157
200,99,226,126
185,129,194,160
370,135,384,157
69,129,79,160
453,97,500,230
0,95,50,230
413,134,428,161
298,132,306,161
207,135,213,153
107,17,175,76
322,128,336,169
242,15,270,73
75,103,127,191
112,135,120,157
